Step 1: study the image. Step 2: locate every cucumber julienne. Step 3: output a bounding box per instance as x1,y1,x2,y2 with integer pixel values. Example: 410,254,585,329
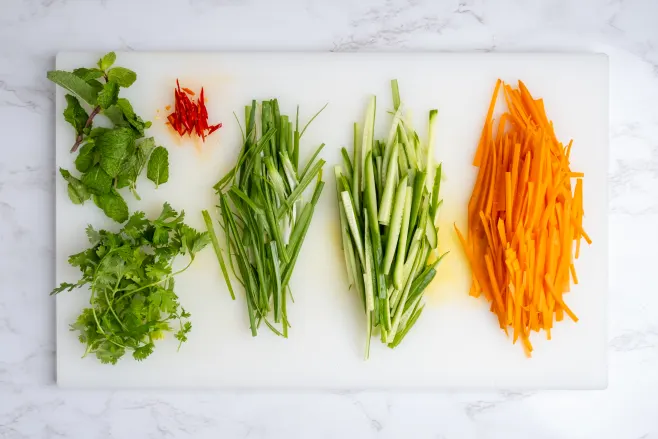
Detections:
205,100,326,337
335,80,448,358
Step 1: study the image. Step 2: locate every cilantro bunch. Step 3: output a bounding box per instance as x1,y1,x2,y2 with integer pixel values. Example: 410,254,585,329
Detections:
48,52,169,223
52,203,210,365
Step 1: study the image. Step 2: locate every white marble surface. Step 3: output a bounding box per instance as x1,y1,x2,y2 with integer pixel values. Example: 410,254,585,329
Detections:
1,0,657,437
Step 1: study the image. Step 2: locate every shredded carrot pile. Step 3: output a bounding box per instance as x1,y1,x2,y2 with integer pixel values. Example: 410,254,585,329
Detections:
455,80,591,356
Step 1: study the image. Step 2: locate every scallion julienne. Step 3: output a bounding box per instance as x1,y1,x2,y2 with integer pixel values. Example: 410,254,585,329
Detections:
206,99,326,337
335,80,448,358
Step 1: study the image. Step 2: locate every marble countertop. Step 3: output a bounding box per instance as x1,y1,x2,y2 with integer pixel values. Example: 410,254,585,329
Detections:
1,0,657,438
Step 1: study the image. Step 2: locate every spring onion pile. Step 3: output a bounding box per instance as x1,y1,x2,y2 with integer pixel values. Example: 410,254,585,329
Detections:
205,100,326,337
335,80,447,358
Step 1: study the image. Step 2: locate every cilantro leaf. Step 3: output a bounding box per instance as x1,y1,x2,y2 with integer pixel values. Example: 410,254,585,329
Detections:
60,168,90,205
132,343,154,361
107,67,137,88
147,146,169,188
54,205,204,364
81,165,112,195
123,211,149,239
97,81,119,109
50,282,79,295
47,70,98,105
63,94,89,136
97,127,134,177
86,225,101,244
94,190,129,223
98,52,116,71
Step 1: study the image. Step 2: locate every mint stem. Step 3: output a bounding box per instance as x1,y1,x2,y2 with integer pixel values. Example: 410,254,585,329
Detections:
71,105,100,153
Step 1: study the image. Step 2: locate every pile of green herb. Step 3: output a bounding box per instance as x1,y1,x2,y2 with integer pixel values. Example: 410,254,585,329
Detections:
52,203,209,364
335,80,448,358
204,100,326,337
48,52,169,223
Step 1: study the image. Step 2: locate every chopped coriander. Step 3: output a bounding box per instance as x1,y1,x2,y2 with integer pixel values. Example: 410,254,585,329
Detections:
52,203,210,364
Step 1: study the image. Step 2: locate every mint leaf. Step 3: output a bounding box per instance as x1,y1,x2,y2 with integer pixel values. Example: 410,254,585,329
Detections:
116,154,138,189
136,137,155,169
98,52,116,71
107,67,136,88
87,79,104,95
81,165,112,194
63,94,88,136
97,127,134,177
102,105,127,126
60,168,90,204
75,142,97,173
147,146,169,188
116,98,147,136
97,81,119,109
95,190,129,223
47,70,98,105
72,68,103,82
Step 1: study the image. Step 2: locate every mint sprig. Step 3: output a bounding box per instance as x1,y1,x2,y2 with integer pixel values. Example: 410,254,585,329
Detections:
49,52,168,222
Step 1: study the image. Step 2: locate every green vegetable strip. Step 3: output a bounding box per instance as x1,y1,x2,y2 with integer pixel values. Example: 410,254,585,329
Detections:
378,143,400,225
341,191,365,266
408,173,426,238
361,96,376,191
202,210,235,300
212,100,325,337
277,160,325,218
351,122,361,213
391,79,401,110
388,241,425,343
430,163,443,221
393,187,413,289
334,79,446,356
340,147,354,182
382,175,408,275
425,109,438,190
364,152,381,255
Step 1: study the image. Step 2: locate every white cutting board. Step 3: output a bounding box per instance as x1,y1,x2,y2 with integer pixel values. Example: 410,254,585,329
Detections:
55,53,608,389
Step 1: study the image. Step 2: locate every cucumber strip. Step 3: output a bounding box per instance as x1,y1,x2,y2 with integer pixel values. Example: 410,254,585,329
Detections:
393,187,413,289
398,123,418,169
425,213,438,249
388,241,424,342
425,109,438,191
352,122,361,212
363,210,375,312
430,163,442,219
364,151,381,255
341,191,365,266
382,176,408,274
407,171,426,249
378,143,400,224
361,96,376,191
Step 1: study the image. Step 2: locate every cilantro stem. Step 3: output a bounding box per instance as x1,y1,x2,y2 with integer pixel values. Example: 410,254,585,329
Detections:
71,105,100,153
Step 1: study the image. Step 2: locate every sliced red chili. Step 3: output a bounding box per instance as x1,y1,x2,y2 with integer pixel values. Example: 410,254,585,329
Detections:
166,79,221,142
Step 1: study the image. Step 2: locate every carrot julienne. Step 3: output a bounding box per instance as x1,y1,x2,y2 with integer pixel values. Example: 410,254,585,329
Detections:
456,79,590,357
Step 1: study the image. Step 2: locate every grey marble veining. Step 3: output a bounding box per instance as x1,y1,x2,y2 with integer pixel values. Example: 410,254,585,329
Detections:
1,0,657,437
